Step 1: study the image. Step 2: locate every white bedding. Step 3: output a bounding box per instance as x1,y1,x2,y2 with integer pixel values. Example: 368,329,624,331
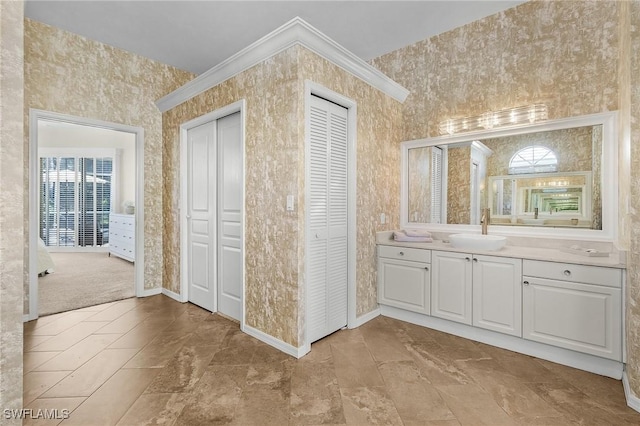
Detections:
37,238,55,275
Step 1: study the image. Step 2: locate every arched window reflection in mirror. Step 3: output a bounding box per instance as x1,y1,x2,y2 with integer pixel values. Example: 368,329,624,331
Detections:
509,145,558,175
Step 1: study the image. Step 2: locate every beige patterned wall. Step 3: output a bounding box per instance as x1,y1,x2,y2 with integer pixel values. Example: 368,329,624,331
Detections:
408,147,431,223
446,146,471,224
370,1,619,142
371,0,639,401
162,46,402,347
628,0,640,402
298,48,403,320
24,19,194,312
483,127,594,177
0,1,24,420
163,47,302,346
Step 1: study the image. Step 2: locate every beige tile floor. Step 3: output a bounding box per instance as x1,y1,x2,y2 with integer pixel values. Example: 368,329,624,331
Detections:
23,295,640,425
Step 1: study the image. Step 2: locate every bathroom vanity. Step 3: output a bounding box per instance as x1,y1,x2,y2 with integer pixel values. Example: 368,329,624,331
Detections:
377,232,625,378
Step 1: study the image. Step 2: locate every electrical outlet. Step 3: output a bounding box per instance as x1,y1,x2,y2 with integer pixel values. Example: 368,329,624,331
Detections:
380,213,386,224
286,195,294,211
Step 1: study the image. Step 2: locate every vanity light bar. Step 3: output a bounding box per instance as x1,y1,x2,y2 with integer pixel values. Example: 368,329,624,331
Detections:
438,104,548,135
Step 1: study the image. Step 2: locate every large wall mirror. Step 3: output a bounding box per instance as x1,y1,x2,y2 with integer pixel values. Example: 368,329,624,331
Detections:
400,112,618,240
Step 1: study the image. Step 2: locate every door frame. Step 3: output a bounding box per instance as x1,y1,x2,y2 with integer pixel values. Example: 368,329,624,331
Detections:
28,109,145,321
303,81,357,354
179,100,246,327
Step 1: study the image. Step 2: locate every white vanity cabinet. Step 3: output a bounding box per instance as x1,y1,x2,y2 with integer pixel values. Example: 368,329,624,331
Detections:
522,260,622,361
431,250,522,335
472,254,523,337
377,245,431,315
431,251,472,325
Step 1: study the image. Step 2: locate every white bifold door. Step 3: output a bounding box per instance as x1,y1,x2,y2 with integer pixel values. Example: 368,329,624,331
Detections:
307,95,349,344
186,112,242,320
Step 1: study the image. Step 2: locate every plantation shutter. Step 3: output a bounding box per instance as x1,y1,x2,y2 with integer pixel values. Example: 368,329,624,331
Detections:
39,151,114,248
431,146,443,223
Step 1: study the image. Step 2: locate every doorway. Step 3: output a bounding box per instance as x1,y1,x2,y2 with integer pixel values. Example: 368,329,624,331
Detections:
180,101,244,323
304,82,357,354
28,110,144,320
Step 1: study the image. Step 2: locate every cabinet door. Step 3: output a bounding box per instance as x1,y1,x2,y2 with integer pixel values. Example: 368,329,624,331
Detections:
431,251,472,325
522,277,622,361
378,258,430,315
473,255,522,337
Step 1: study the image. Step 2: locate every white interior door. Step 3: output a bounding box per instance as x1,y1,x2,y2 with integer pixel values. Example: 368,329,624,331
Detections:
307,95,348,344
187,121,216,312
217,112,242,321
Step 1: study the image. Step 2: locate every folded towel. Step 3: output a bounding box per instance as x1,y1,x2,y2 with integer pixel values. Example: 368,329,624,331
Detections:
393,231,433,243
404,229,431,237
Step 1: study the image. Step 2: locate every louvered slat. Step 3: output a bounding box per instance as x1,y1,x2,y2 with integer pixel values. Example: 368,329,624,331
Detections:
308,95,349,344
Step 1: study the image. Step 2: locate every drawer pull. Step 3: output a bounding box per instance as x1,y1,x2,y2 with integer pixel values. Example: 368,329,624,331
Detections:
523,280,530,286
563,270,572,276
473,258,478,262
424,266,429,271
465,257,471,262
399,251,404,256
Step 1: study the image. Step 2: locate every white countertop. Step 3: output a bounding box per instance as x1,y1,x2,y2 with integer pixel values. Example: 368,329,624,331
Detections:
377,232,626,269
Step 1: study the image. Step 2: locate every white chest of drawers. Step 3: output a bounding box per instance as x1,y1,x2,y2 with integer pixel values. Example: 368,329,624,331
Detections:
109,213,135,262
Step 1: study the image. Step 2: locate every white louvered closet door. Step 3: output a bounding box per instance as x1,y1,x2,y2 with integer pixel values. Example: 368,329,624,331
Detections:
308,95,349,344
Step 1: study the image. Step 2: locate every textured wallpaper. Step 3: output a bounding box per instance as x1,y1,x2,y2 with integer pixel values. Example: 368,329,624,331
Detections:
446,146,471,224
370,0,620,142
483,127,594,177
0,1,25,420
298,48,404,320
163,47,302,346
408,147,431,223
371,0,639,400
162,46,402,347
628,0,640,401
24,19,195,312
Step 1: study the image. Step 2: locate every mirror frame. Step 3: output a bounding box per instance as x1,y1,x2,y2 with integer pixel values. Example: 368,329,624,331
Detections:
400,111,618,241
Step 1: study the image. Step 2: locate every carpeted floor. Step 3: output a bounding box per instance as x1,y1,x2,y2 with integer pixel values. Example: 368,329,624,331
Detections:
38,252,135,316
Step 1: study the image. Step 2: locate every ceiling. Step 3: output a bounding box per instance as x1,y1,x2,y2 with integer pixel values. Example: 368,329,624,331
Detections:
24,1,526,75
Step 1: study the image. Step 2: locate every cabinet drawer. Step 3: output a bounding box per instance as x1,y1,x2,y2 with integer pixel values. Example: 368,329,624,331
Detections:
378,245,430,263
523,260,621,288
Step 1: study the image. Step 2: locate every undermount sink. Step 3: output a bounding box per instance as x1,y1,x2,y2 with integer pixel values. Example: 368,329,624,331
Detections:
520,218,547,225
449,234,507,251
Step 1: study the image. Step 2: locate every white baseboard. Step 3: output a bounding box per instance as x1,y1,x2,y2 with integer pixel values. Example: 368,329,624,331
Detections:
354,307,380,327
139,287,162,297
380,305,623,380
161,287,187,303
243,324,309,358
623,370,640,413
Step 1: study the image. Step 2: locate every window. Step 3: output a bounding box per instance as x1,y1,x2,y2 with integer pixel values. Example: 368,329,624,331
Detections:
39,150,114,248
509,145,557,174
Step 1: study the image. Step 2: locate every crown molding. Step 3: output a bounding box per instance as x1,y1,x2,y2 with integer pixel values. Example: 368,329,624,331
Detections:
156,17,409,112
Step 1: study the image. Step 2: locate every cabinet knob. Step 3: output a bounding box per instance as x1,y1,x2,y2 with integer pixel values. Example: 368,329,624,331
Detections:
424,266,429,271
563,270,571,276
523,280,530,286
473,258,478,262
399,251,404,256
465,257,471,262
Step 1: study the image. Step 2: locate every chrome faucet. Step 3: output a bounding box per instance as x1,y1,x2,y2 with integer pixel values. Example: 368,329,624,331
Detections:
481,208,490,235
